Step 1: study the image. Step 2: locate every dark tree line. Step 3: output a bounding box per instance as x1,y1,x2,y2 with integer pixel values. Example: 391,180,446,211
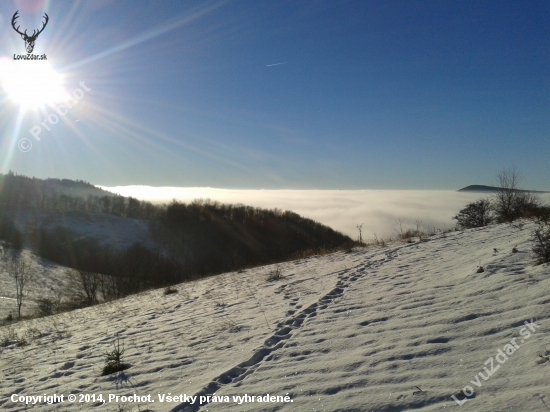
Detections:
34,198,351,297
152,199,351,276
0,172,159,219
35,227,184,298
0,214,23,250
33,200,351,302
1,172,353,299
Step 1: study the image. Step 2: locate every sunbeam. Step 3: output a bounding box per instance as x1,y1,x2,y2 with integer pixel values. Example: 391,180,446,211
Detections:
0,59,68,110
62,0,229,72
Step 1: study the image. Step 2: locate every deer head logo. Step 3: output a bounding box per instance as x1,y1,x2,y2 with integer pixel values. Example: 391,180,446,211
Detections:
11,11,49,54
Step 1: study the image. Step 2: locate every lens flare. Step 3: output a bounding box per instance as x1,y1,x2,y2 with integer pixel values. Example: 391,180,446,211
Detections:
0,58,69,110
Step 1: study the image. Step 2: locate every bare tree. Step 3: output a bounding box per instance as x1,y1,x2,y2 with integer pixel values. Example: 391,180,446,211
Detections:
356,224,363,243
67,268,100,305
97,272,114,302
415,219,423,236
493,167,540,222
6,254,35,319
493,167,522,222
394,218,405,238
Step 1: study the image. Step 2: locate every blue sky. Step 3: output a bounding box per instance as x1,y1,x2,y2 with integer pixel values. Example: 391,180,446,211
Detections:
0,0,548,189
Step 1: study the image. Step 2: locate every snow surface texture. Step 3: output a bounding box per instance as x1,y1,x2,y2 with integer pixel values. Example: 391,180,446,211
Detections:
0,222,549,411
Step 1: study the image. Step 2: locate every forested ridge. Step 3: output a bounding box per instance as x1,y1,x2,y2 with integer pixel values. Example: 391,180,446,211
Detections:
0,172,352,298
0,171,158,219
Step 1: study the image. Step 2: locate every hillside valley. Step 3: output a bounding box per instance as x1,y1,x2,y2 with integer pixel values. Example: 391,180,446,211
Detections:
0,222,548,411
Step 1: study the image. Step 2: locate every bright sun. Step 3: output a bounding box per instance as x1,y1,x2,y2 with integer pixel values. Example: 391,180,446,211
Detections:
0,59,69,110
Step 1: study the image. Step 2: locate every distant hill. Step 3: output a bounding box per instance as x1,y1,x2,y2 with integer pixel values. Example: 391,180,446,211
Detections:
0,172,115,200
42,177,116,198
458,185,549,193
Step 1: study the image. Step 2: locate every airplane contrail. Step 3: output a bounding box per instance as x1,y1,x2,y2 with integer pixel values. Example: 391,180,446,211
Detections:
266,62,288,67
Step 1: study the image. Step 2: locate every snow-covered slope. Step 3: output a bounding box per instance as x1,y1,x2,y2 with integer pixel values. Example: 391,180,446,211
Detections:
0,222,548,411
0,210,154,319
9,210,153,251
0,249,73,320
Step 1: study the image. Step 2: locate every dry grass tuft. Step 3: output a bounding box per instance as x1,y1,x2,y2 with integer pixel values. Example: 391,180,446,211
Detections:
266,265,284,282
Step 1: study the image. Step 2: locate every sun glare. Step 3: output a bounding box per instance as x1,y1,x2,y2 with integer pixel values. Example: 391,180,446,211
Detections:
0,59,69,110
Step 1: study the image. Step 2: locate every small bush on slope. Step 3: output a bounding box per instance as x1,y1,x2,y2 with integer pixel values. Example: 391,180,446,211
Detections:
163,286,178,295
453,199,493,229
492,167,542,223
528,205,550,224
266,265,283,281
36,298,55,316
0,326,18,347
532,224,550,265
455,168,548,228
102,335,129,375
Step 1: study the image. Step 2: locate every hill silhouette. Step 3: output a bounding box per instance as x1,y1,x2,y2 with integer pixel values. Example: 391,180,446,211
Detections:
458,184,548,193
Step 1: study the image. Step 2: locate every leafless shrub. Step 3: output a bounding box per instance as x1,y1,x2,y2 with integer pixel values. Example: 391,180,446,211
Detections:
35,299,52,316
3,254,35,319
0,325,18,347
493,167,542,223
50,318,72,341
24,326,42,341
292,246,336,260
15,337,27,347
356,223,364,244
266,265,284,281
395,218,406,239
532,223,550,265
67,268,102,305
375,233,388,247
163,286,178,295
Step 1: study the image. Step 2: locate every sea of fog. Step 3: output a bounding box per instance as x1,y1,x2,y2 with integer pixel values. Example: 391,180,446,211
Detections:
99,187,550,240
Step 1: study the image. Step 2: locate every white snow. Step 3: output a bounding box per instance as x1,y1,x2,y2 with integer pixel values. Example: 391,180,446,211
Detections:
0,221,548,411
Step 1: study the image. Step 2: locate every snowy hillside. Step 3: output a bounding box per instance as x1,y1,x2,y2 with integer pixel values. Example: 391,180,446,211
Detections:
0,210,154,321
0,249,73,320
0,222,548,411
8,210,153,252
